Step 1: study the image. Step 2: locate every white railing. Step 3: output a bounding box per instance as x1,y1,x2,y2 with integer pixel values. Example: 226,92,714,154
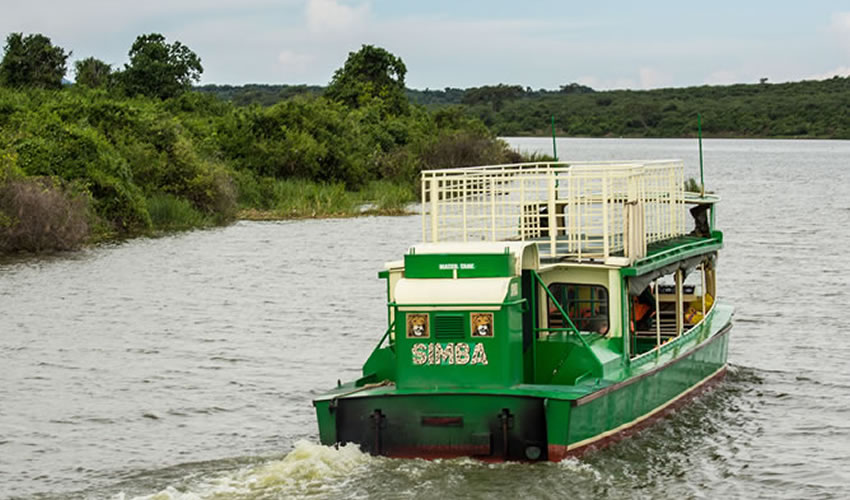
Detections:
420,160,686,262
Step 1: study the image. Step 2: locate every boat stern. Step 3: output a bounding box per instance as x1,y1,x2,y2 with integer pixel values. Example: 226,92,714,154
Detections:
314,389,554,461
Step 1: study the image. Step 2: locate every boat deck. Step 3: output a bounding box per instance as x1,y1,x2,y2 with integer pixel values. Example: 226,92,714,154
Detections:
314,304,733,404
421,160,688,264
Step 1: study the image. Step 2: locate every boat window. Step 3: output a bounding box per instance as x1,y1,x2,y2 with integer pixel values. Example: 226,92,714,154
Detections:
629,258,716,358
547,283,609,335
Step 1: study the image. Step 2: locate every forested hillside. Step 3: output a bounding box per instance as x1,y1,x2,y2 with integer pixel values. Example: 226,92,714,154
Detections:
202,78,850,139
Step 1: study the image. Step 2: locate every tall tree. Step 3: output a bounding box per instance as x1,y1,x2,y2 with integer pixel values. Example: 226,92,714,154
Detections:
120,33,202,99
461,84,526,111
325,45,408,115
74,57,111,88
0,33,70,89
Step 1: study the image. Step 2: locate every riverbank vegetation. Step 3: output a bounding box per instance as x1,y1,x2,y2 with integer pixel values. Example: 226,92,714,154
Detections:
203,77,850,139
0,34,518,254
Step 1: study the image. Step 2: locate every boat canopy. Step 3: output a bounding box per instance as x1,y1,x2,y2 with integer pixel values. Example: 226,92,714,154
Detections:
626,252,716,295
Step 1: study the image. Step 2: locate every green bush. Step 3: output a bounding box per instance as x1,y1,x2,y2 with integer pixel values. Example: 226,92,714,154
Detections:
146,192,209,230
418,130,511,171
0,79,519,253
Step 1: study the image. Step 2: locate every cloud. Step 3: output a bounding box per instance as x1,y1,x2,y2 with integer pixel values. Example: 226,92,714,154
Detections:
576,75,637,91
1,0,289,39
829,12,850,37
365,17,608,88
828,12,850,59
2,2,843,88
306,0,370,34
705,70,739,85
638,67,671,89
804,66,850,80
278,49,316,73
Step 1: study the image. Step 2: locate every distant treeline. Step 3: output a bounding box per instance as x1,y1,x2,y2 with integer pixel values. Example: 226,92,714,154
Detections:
0,36,519,254
200,77,850,139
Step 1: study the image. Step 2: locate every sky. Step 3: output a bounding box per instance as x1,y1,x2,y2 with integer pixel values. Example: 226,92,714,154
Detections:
1,0,849,90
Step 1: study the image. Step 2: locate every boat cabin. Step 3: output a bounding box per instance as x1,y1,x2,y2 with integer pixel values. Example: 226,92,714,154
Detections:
364,160,723,392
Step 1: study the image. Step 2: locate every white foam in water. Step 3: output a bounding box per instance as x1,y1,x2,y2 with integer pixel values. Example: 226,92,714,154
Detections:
555,456,603,481
117,440,373,500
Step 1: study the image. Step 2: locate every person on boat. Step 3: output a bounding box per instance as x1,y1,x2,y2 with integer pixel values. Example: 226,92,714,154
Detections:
684,292,714,324
632,286,656,332
590,317,609,335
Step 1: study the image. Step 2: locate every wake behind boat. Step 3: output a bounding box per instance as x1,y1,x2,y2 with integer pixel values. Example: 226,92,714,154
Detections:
313,159,731,461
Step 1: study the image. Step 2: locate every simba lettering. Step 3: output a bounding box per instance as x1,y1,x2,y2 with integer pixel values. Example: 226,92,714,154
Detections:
412,342,487,366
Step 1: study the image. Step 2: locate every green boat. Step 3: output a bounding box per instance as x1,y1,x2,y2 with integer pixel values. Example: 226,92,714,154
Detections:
313,159,731,461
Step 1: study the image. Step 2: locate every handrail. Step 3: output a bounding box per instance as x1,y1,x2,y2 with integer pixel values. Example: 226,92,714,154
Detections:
421,159,686,262
622,237,722,277
530,271,590,351
372,319,396,352
530,270,602,382
420,159,680,175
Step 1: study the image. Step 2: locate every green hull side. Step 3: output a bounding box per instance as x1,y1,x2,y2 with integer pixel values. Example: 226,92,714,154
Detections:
555,323,730,458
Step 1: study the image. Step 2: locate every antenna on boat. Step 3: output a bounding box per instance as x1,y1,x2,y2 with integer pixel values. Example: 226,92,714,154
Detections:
551,115,558,161
698,113,705,197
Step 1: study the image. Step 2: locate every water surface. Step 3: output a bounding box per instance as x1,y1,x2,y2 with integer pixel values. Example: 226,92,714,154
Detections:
2,138,849,499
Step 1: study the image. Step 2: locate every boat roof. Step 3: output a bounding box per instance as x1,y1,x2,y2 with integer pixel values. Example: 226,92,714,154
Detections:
409,242,539,275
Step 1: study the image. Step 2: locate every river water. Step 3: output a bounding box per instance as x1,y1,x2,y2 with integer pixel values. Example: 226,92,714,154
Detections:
2,138,849,499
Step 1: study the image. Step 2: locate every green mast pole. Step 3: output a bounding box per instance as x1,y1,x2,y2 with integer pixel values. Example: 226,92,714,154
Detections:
698,113,705,197
551,115,558,161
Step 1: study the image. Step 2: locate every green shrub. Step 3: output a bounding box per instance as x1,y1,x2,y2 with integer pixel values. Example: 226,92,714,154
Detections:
419,130,511,171
0,81,521,253
146,192,209,230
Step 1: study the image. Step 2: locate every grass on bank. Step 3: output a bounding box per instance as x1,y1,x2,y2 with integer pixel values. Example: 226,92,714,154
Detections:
238,179,417,220
146,193,215,230
0,176,417,254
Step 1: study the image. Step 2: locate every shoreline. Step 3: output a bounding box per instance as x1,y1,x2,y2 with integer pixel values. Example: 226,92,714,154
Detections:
0,208,419,260
236,206,417,221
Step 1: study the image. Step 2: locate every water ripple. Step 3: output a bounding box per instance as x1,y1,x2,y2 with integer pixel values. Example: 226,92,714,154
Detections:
3,139,850,498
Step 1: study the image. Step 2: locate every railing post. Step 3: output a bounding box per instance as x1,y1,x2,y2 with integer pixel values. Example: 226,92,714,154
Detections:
430,177,439,242
519,174,525,241
701,263,706,320
490,176,496,241
547,171,557,257
569,170,576,254
421,175,427,242
530,272,537,383
655,279,661,357
462,176,468,242
602,172,610,259
675,269,683,336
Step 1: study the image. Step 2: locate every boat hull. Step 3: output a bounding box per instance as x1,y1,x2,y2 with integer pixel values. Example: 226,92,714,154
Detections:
314,320,731,461
552,321,731,459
